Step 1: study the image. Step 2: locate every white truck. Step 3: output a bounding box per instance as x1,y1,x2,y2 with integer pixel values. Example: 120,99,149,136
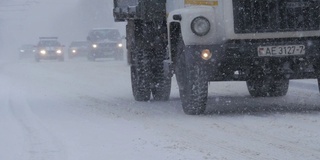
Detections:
114,0,320,115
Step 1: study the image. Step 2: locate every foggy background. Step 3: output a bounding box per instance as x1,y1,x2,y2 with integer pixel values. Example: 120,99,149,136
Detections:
0,0,126,59
1,1,320,160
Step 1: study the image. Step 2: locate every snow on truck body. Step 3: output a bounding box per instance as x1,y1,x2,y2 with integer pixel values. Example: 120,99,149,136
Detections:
114,0,320,115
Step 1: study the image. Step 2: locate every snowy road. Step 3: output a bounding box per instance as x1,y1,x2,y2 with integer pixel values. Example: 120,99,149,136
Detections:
0,58,320,160
1,0,320,159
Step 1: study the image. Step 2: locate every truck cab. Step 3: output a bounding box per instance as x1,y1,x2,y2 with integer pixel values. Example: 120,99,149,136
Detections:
114,0,320,115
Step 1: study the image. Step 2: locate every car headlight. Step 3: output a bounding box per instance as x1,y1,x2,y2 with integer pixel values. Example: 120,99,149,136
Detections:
191,16,211,36
72,49,76,53
20,50,25,53
40,50,46,55
56,50,62,54
92,44,98,48
118,43,123,48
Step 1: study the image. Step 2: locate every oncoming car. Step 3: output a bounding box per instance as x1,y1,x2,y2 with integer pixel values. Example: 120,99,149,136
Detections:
34,37,65,62
18,44,35,59
87,28,124,61
68,41,89,59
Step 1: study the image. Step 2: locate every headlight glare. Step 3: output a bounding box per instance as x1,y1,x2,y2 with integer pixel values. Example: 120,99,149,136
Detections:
92,44,98,48
191,16,211,36
72,49,76,53
40,50,46,55
118,43,123,48
56,50,62,54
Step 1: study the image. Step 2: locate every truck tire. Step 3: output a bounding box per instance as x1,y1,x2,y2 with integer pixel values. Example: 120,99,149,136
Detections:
175,39,208,115
317,78,320,93
131,50,151,101
247,76,289,97
151,36,171,101
268,79,289,97
151,60,171,101
246,79,268,97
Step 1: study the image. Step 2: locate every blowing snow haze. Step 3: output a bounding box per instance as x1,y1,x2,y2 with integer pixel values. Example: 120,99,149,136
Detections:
0,0,123,60
1,0,320,160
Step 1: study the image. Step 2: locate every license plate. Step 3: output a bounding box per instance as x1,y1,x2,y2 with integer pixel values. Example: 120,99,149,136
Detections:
258,45,305,57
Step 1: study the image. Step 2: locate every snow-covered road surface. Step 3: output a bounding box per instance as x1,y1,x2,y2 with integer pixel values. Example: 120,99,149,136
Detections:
1,0,320,159
1,58,320,160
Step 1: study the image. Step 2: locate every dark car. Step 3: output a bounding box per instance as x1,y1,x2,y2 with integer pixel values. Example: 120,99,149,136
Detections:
87,28,124,61
68,41,89,59
18,44,35,59
34,37,65,62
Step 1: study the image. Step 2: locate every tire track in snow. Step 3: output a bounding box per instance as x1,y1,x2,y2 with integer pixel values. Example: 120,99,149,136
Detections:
77,95,262,160
141,114,320,160
218,118,320,160
0,85,27,160
8,89,67,160
80,95,320,160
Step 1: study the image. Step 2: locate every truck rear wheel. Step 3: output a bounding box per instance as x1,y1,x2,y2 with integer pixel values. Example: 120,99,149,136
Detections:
131,51,151,101
151,61,171,101
175,40,208,115
247,76,289,97
151,36,171,101
317,78,320,93
246,79,268,97
268,79,289,97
